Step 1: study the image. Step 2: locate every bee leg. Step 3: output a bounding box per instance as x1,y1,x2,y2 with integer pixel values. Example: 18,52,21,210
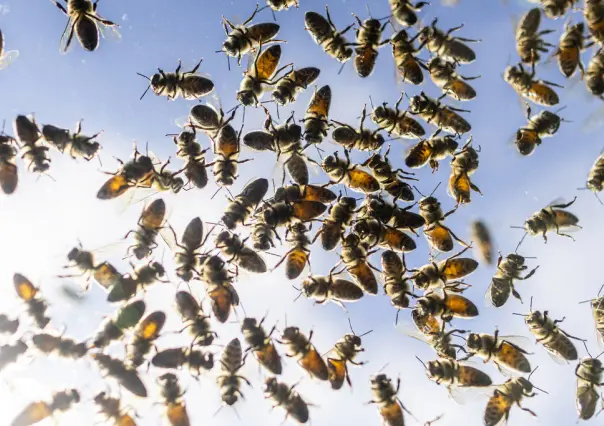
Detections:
454,36,481,43
50,0,68,15
446,23,464,35
541,79,564,88
516,403,537,417
559,328,586,342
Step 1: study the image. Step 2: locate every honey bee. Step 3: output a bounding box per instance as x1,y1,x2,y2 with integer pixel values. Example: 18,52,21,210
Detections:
0,29,19,70
206,279,239,323
302,84,331,146
244,108,302,155
251,220,280,251
362,148,415,202
130,260,168,290
13,114,42,146
515,8,554,64
221,178,269,229
554,22,591,78
352,15,390,78
91,299,146,349
279,326,329,380
41,124,70,154
94,392,137,426
272,67,320,106
427,57,479,101
518,197,580,242
369,374,410,426
360,195,426,229
11,389,80,426
96,145,155,200
266,0,299,12
448,138,481,206
464,329,532,374
0,314,19,335
264,377,310,424
575,347,604,420
45,120,101,161
415,290,479,322
332,105,385,152
273,222,311,280
31,332,88,359
409,92,471,135
391,29,427,85
138,59,214,101
0,340,28,372
584,150,604,203
370,95,426,139
405,132,459,171
381,251,415,318
300,269,364,307
418,18,479,64
305,6,354,64
217,338,251,406
175,291,216,347
13,273,50,329
390,0,428,27
56,243,100,289
126,311,166,368
326,320,370,389
585,0,604,46
418,193,468,252
163,217,207,282
50,0,119,53
339,233,379,294
215,231,267,273
0,124,18,194
315,196,356,251
188,103,238,141
274,183,337,204
208,123,250,187
504,62,563,106
542,0,579,19
514,104,566,156
171,129,207,189
158,373,190,426
470,220,494,265
353,218,417,252
484,376,542,426
322,150,380,193
92,353,148,397
404,322,467,359
261,199,327,228
410,246,478,292
586,49,604,99
14,115,51,175
486,252,539,307
241,316,282,375
151,347,214,375
422,357,492,395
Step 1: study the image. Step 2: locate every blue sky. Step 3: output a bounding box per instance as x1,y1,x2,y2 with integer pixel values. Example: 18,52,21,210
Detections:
0,0,603,425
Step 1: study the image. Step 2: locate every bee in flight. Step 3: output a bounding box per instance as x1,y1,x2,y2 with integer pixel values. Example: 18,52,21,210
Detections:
215,230,267,273
208,121,250,188
92,353,148,397
221,177,269,229
541,0,578,19
362,149,416,202
418,17,480,64
124,198,167,260
409,246,478,292
370,94,426,139
417,189,469,252
14,115,51,176
126,310,166,368
484,374,544,426
272,66,320,106
554,21,592,78
199,255,239,323
273,222,312,280
409,92,471,135
391,29,428,85
0,340,28,372
266,0,299,13
340,232,379,294
583,150,604,203
390,0,428,27
322,150,380,194
514,103,567,156
414,290,479,323
369,373,412,426
0,314,19,336
241,316,282,375
13,273,50,329
315,195,357,251
300,267,364,307
427,57,479,101
332,104,385,152
158,373,191,426
279,326,328,381
302,84,331,148
515,8,554,64
575,345,604,420
470,220,494,265
352,14,390,78
188,102,238,141
585,0,604,46
0,121,18,195
31,332,88,359
305,6,354,65
217,338,251,407
151,346,214,376
464,329,532,374
504,62,563,106
353,217,417,253
381,250,416,321
175,290,216,347
264,377,310,424
486,251,539,308
420,357,492,400
326,320,371,389
94,392,137,426
0,29,19,70
138,59,214,101
514,196,580,242
11,389,80,426
448,138,482,206
91,299,146,349
405,131,458,171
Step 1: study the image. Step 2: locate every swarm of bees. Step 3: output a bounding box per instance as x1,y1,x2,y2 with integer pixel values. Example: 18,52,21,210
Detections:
2,0,604,425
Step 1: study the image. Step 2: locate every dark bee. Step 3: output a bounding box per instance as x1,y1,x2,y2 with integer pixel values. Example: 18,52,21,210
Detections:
126,311,166,368
326,321,370,389
332,105,384,152
50,0,119,53
0,340,28,372
272,67,320,106
554,22,591,78
41,124,70,153
504,62,563,106
470,220,494,265
362,148,415,202
148,159,185,194
241,316,282,375
521,197,580,241
163,217,207,282
542,0,579,19
322,150,380,193
151,347,214,375
157,373,190,426
273,222,311,280
339,233,379,294
266,0,299,12
13,114,42,146
175,291,216,347
215,231,267,273
251,220,280,251
0,124,18,194
427,57,479,101
279,326,328,381
369,374,409,426
381,250,415,316
200,256,239,323
106,261,167,302
13,273,50,329
391,29,427,85
264,377,310,424
65,120,101,161
409,92,471,136
586,48,604,99
124,198,166,260
484,376,541,426
14,115,51,175
515,8,554,64
222,178,269,229
31,332,87,359
305,6,354,64
274,184,337,204
586,151,604,200
423,357,492,392
486,252,538,308
418,194,468,252
418,17,479,64
353,218,417,252
244,108,302,156
390,0,428,27
217,338,251,406
11,389,79,426
370,95,425,139
92,353,148,397
138,59,214,101
208,123,250,187
315,196,357,251
57,243,101,289
91,299,146,349
405,323,467,360
405,132,458,171
585,0,604,46
575,350,604,420
302,84,331,146
261,199,327,228
352,15,390,78
94,392,137,426
188,103,238,141
465,330,532,374
301,269,365,307
415,290,479,322
96,145,155,200
514,103,566,156
410,246,478,292
0,314,19,335
448,137,481,206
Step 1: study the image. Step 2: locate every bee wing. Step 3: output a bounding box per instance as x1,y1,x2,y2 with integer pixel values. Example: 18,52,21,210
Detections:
10,401,52,426
449,383,495,405
236,248,267,273
0,49,18,70
98,22,122,43
59,17,77,54
396,320,433,347
497,335,533,351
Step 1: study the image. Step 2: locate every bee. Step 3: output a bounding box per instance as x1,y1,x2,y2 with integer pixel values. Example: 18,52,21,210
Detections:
465,330,532,374
138,59,214,101
390,29,427,85
504,62,563,106
332,105,384,152
244,108,302,156
261,199,327,228
163,217,207,282
0,124,18,194
56,243,100,288
241,316,282,375
427,57,479,101
518,197,580,242
415,290,479,322
370,95,426,139
273,222,311,280
515,8,554,64
369,374,410,426
554,22,591,78
410,246,478,292
353,218,417,252
92,353,148,397
279,326,329,380
339,233,379,294
126,311,166,368
405,322,467,360
272,67,320,106
13,273,50,329
352,15,390,78
585,150,604,203
151,347,214,375
0,340,28,372
356,194,396,223
0,29,19,70
315,196,356,251
11,389,80,426
13,114,42,146
418,17,479,64
94,392,137,426
381,251,415,317
586,49,604,99
221,177,269,229
206,279,239,323
302,84,331,146
322,150,380,193
419,193,468,252
575,348,604,420
300,269,365,307
220,4,281,66
405,132,459,171
175,291,216,347
585,0,604,46
264,377,310,424
326,321,371,389
409,92,471,135
217,338,251,406
50,0,119,53
188,103,238,141
147,159,184,194
14,115,51,175
448,139,482,206
390,0,428,27
305,6,354,64
58,120,101,161
207,123,250,188
0,314,19,335
484,377,542,426
362,148,415,202
514,103,566,156
31,332,87,359
542,0,579,19
422,357,492,394
96,145,155,200
157,373,190,426
274,183,337,204
446,138,479,174
486,252,539,308
124,199,166,260
251,220,280,251
215,231,267,273
266,0,299,12
470,220,494,265
91,299,146,349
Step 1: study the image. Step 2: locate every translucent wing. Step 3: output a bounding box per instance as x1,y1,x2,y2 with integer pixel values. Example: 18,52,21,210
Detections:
0,50,18,70
449,383,495,405
98,23,122,43
59,17,77,55
497,335,533,350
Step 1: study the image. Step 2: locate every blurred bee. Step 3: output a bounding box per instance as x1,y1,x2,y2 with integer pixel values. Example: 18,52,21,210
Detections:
264,377,310,424
448,139,482,206
31,332,87,359
575,347,604,420
0,124,18,194
41,124,70,153
427,57,479,101
584,150,604,203
65,120,102,161
418,17,479,64
514,103,566,156
91,299,146,349
484,375,544,426
332,105,385,152
516,197,580,242
96,145,155,200
11,389,80,426
92,353,148,397
188,103,238,141
175,291,216,347
464,330,532,374
302,84,331,146
0,29,19,70
123,261,168,296
409,92,471,135
13,273,50,329
326,320,371,389
208,123,250,187
272,67,320,106
315,196,356,251
163,217,207,282
381,251,415,317
261,199,327,228
14,115,51,175
370,95,426,139
266,0,299,12
57,243,100,288
391,29,427,85
390,0,428,27
504,62,563,106
0,340,28,372
0,314,19,335
124,198,166,260
215,231,267,273
322,150,380,193
274,183,336,204
94,392,137,426
405,322,467,360
221,177,269,229
273,222,311,280
138,59,214,101
340,233,379,294
585,0,604,46
148,159,184,194
486,252,538,307
405,132,459,171
50,0,119,53
542,0,579,19
251,220,280,251
452,139,481,177
158,373,190,426
470,220,494,265
220,4,281,66
363,148,415,202
352,15,390,78
217,338,251,406
206,279,239,323
409,246,478,292
418,193,468,252
151,347,214,375
300,269,364,307
126,311,166,368
586,48,604,99
554,21,591,78
369,374,410,426
305,6,354,64
353,217,417,252
279,326,329,380
515,8,554,64
422,357,492,394
241,316,282,375
415,290,479,322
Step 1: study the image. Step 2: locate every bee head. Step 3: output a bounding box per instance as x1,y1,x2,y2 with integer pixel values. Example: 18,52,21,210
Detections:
236,90,256,107
322,155,338,171
150,262,165,276
426,360,443,378
517,377,534,393
264,376,278,393
272,88,288,106
370,373,389,386
222,39,238,57
466,333,481,350
339,196,357,209
525,310,543,326
281,326,299,341
336,46,353,63
587,177,604,192
344,333,362,348
215,231,231,246
241,317,257,331
418,26,434,44
524,216,543,235
67,247,81,261
391,29,409,44
515,133,537,156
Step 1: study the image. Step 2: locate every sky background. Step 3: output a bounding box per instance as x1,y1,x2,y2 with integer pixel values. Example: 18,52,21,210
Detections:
0,0,603,425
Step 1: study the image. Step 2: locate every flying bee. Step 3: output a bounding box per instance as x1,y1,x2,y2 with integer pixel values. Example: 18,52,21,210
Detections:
175,290,215,346
274,183,337,204
188,103,238,140
0,314,19,335
484,376,543,426
340,233,379,294
261,199,327,228
91,299,146,349
302,84,331,146
427,57,479,101
151,347,214,375
515,8,555,64
219,4,281,66
148,159,184,194
356,194,396,222
162,217,207,282
369,374,410,426
264,377,310,424
157,373,190,426
409,92,471,135
273,222,311,280
419,193,468,252
124,198,167,260
305,6,354,64
251,220,279,251
352,15,390,78
315,196,356,251
464,330,532,374
49,119,101,161
554,21,591,78
362,148,415,202
0,125,18,195
332,105,385,152
300,269,364,307
326,321,371,389
217,338,251,406
0,340,28,372
470,220,494,265
272,67,320,106
126,311,166,368
13,114,42,146
50,0,119,53
215,231,267,273
586,49,604,99
486,252,538,307
56,243,100,288
370,95,426,139
381,251,415,316
244,108,302,156
322,150,380,193
504,62,563,106
14,115,51,175
94,392,137,426
584,150,604,203
266,0,299,12
410,246,478,292
405,132,458,171
418,17,479,64
422,357,492,396
448,138,482,206
138,59,214,101
279,326,328,381
404,322,467,360
390,0,428,26
11,389,80,426
222,178,269,229
92,353,147,397
452,137,481,174
241,316,282,375
575,347,604,420
353,218,417,252
391,29,427,85
201,257,239,323
207,123,250,187
31,332,87,359
0,29,19,70
517,196,580,242
585,0,604,46
96,145,155,200
514,103,567,156
415,290,479,322
542,0,579,19
13,273,50,329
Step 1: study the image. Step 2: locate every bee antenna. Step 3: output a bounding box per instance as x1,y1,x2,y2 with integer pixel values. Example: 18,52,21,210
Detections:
595,193,604,205
533,385,549,394
583,340,593,358
369,95,375,109
429,182,441,197
527,365,539,381
530,296,533,311
578,298,596,304
510,226,525,230
136,72,150,81
415,356,427,369
413,186,425,197
347,317,356,335
514,233,527,253
511,312,527,317
377,362,390,373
